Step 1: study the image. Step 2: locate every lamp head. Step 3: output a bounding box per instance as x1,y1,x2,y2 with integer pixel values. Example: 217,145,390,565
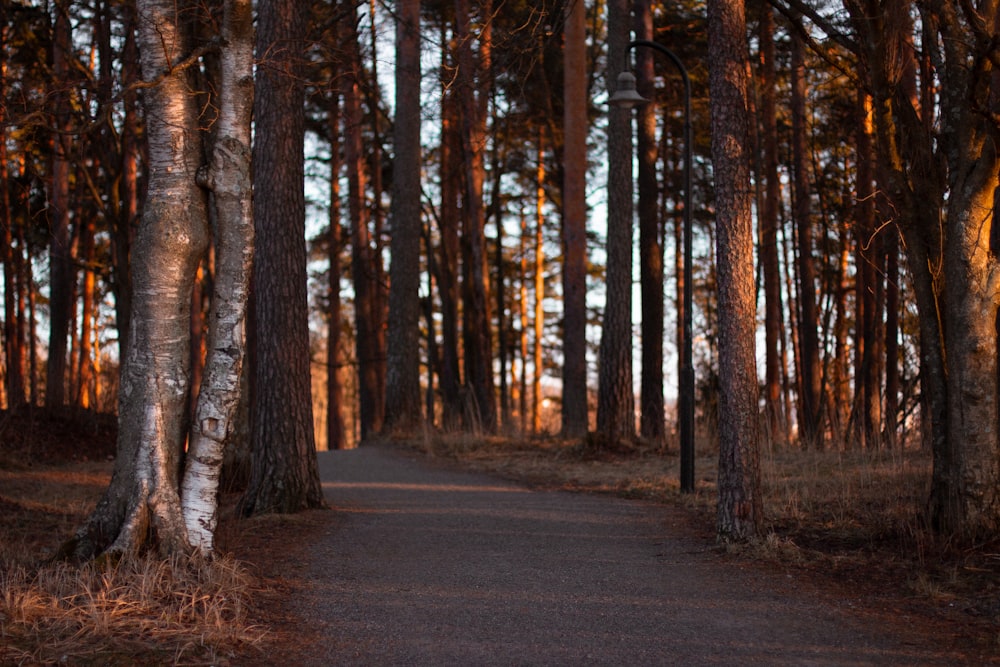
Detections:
608,71,648,108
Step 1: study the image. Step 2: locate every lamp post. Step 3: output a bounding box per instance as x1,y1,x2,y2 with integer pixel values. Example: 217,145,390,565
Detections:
609,39,695,493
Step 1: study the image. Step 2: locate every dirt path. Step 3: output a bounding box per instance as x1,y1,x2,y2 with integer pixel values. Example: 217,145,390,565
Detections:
262,444,973,665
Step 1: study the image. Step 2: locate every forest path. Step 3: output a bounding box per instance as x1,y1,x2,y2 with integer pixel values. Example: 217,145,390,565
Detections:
274,444,959,665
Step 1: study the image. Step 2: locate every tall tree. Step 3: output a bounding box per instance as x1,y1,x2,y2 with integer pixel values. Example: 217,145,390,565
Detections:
635,0,665,449
708,0,762,541
46,0,74,409
181,0,255,553
454,0,497,432
756,1,786,441
384,0,423,433
327,94,348,451
63,0,211,559
597,0,636,444
342,9,383,440
790,21,822,448
242,0,324,515
1,6,26,411
561,0,590,438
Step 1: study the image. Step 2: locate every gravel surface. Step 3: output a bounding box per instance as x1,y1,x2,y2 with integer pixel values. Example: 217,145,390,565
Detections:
273,444,969,665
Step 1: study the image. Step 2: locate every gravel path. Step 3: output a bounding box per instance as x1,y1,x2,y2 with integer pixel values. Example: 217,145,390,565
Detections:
278,444,963,665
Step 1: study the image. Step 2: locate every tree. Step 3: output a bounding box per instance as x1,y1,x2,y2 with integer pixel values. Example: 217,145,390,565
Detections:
755,1,786,442
708,0,762,541
776,0,1000,537
342,8,384,440
241,0,325,515
63,0,211,559
790,21,822,448
454,0,497,433
635,0,665,449
181,0,255,553
560,0,589,438
46,0,74,410
596,0,636,444
384,0,423,433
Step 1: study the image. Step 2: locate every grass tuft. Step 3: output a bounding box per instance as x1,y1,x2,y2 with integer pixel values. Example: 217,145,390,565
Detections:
1,552,265,665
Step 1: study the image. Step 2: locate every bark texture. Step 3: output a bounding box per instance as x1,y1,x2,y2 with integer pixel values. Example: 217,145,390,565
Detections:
384,0,423,433
242,0,324,515
560,0,589,438
708,0,762,542
181,0,254,553
65,0,209,560
596,0,636,444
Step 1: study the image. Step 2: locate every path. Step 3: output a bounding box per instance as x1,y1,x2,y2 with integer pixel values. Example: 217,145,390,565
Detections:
276,445,962,665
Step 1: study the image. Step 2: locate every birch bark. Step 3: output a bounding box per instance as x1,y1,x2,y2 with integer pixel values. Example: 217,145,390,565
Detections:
181,0,254,553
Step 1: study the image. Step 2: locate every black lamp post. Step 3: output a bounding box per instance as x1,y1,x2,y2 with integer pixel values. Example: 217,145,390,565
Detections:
609,39,695,493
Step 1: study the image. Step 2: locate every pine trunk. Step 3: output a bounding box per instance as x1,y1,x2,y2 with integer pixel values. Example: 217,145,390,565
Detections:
708,0,762,542
596,0,636,444
384,0,424,433
242,0,325,515
560,0,589,437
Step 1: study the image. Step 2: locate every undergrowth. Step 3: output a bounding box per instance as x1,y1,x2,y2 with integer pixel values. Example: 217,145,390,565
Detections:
0,553,265,666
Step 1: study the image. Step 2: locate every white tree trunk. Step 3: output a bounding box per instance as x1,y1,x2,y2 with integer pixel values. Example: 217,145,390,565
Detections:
91,0,209,559
181,0,255,553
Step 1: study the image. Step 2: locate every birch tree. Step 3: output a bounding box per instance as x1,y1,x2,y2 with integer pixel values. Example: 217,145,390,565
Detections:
63,0,254,560
63,0,211,559
181,0,254,553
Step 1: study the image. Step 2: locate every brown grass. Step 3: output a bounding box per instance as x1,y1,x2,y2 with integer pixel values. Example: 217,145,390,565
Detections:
0,411,267,666
1,554,264,666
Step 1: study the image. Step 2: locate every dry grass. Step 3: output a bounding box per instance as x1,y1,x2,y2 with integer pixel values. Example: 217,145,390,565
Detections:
0,411,268,666
0,554,265,666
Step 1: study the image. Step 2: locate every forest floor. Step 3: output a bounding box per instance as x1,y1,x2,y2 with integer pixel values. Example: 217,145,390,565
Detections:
1,412,999,664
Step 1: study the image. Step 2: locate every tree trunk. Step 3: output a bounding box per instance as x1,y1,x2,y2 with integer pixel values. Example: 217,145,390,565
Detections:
64,0,210,560
560,0,589,438
113,1,139,359
596,0,636,445
455,0,496,432
790,23,821,449
75,218,96,409
757,3,785,442
708,0,762,542
635,0,665,449
327,95,348,451
532,141,546,434
343,14,382,440
46,0,74,410
181,0,254,553
384,0,423,433
242,0,325,515
437,37,463,428
1,12,26,410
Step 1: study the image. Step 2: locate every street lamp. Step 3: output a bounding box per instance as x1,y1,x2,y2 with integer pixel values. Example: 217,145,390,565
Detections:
609,39,695,493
